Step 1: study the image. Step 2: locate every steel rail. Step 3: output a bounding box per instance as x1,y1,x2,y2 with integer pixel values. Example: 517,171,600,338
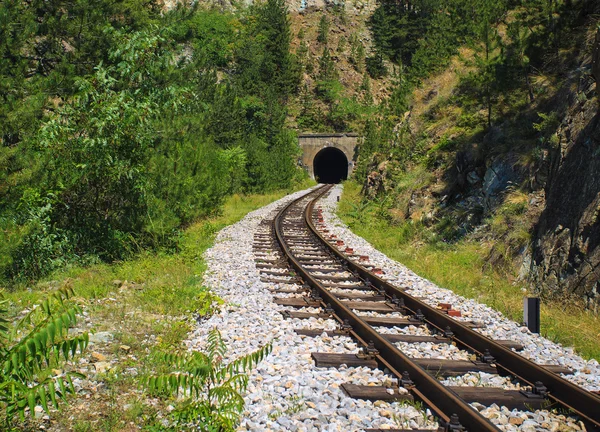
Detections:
274,185,499,431
303,186,600,430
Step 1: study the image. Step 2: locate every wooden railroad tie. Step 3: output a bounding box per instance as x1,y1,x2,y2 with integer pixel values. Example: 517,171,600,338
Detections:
280,311,331,319
341,383,413,402
273,297,320,308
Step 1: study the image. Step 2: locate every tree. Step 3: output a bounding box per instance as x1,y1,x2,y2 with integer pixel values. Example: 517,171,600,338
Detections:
506,19,535,103
35,29,179,258
360,72,373,105
469,0,507,128
366,50,387,79
251,0,300,99
317,14,330,44
349,34,366,72
318,47,337,81
369,0,436,66
298,83,322,131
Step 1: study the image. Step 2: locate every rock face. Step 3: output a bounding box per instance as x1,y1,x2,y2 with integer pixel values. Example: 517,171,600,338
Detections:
593,28,600,100
531,69,600,310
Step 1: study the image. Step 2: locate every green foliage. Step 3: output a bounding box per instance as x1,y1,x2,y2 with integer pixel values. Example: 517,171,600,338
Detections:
220,147,248,195
7,191,76,282
35,28,177,260
0,0,304,283
349,34,366,72
467,0,508,127
369,0,434,66
369,0,477,79
297,40,309,72
316,79,343,105
146,328,271,431
0,287,88,425
533,112,560,147
318,48,337,81
366,51,387,79
297,84,326,131
317,14,330,45
239,0,301,99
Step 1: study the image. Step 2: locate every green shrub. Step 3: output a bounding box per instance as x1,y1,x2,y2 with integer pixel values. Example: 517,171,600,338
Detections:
147,328,271,430
366,53,387,79
0,287,88,425
6,190,76,282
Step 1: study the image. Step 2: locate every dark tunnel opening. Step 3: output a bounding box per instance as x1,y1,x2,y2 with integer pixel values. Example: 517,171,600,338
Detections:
313,147,348,184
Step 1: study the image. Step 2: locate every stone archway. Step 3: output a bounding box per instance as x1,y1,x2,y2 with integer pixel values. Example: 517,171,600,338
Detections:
298,133,358,180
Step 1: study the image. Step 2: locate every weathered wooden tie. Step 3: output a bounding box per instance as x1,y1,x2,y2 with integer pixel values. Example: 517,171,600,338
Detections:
311,352,378,368
274,297,320,308
341,384,413,402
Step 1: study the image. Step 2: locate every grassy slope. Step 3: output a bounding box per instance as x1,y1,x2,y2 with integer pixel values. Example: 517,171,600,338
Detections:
3,180,313,431
338,181,600,360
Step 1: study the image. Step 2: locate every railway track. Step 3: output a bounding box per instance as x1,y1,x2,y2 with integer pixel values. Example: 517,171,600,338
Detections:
254,184,600,431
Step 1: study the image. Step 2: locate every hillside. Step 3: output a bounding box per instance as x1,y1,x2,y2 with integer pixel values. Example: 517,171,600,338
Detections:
340,0,600,312
2,0,600,429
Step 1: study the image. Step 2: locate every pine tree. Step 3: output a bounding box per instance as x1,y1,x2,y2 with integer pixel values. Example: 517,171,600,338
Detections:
360,72,373,105
317,14,330,45
318,47,337,81
350,34,366,72
470,0,507,128
253,0,300,99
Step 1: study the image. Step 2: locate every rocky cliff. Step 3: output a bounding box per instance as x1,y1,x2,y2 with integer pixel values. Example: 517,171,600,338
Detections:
530,30,600,311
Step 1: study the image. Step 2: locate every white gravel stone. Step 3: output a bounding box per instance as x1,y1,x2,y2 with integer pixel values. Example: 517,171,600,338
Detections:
188,187,438,431
317,185,600,393
188,184,593,431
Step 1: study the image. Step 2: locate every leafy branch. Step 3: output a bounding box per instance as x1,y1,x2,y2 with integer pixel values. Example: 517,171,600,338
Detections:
147,328,271,431
0,286,88,424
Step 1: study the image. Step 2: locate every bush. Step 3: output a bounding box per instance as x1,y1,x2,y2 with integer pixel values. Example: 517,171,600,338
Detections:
366,53,387,79
147,328,271,430
6,191,76,282
0,287,88,425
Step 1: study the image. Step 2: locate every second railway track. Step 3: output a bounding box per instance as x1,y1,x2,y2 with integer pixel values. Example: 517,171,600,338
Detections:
253,184,600,431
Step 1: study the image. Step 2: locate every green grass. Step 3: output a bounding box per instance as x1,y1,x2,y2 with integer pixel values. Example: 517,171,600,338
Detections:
338,181,600,360
1,178,314,431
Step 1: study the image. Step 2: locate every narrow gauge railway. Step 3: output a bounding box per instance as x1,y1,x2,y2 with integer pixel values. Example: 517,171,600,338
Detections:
253,185,600,431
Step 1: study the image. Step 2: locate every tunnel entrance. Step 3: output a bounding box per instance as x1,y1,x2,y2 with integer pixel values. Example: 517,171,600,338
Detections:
313,147,348,184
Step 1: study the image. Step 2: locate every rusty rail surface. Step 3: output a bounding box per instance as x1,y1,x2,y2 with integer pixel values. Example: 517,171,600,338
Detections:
271,184,600,431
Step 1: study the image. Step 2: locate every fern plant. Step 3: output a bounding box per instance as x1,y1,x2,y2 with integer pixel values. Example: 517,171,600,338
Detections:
147,328,271,431
0,286,88,425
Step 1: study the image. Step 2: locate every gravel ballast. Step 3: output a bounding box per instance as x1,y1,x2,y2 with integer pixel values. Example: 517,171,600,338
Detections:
188,187,436,431
188,185,597,431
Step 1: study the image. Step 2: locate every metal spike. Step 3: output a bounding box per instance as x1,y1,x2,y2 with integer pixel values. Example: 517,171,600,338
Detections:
310,288,322,302
391,295,405,309
357,341,379,359
446,413,465,431
412,309,425,321
401,371,414,388
443,326,454,339
533,381,548,397
340,319,352,334
480,349,496,364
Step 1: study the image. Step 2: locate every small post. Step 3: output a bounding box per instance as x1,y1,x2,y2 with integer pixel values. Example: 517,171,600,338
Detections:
337,195,340,202
523,297,540,333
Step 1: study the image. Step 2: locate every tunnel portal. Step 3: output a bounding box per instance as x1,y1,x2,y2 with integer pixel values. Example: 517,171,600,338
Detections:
313,147,348,184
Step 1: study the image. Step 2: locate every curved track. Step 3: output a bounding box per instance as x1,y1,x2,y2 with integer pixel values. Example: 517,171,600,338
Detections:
261,185,600,431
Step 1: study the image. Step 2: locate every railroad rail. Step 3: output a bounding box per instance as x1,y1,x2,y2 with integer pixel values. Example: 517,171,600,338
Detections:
256,184,600,431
